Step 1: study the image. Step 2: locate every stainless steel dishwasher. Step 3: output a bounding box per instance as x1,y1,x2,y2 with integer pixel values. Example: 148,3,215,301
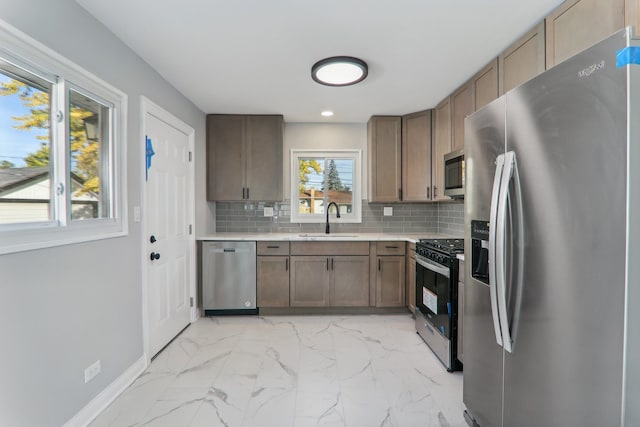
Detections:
202,241,257,315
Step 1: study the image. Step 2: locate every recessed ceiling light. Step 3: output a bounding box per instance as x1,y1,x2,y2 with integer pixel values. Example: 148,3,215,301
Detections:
311,56,368,86
321,111,334,117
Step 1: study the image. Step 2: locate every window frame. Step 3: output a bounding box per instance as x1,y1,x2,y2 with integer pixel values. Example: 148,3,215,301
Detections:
0,22,127,255
290,149,361,224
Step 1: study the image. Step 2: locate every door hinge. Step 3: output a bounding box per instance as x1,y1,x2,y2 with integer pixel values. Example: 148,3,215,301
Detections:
189,224,192,235
188,151,193,162
190,297,194,307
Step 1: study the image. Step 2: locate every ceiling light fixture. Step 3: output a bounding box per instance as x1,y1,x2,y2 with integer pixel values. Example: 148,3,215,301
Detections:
321,111,334,117
311,56,368,87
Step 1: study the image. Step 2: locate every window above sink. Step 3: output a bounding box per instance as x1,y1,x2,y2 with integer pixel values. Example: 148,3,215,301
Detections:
290,149,361,224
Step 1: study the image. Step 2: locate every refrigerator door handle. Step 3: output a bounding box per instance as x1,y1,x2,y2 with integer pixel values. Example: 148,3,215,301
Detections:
489,153,506,347
496,151,517,353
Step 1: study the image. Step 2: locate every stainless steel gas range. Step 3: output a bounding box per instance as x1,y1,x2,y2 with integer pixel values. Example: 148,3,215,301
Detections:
414,238,463,372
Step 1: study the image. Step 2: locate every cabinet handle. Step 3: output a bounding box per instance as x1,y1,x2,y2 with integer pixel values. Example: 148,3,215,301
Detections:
398,189,402,200
331,258,334,270
378,258,381,271
433,186,437,197
427,187,431,199
242,188,246,199
246,188,250,199
267,245,280,249
327,258,329,271
385,245,398,249
285,258,289,271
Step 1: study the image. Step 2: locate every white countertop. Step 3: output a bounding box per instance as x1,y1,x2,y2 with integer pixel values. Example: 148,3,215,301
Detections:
197,232,457,243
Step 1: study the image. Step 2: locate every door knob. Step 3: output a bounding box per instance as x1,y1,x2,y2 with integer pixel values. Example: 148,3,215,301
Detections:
150,252,161,261
150,235,156,243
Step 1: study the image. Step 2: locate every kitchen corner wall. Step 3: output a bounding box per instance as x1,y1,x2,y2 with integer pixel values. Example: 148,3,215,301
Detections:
215,200,463,235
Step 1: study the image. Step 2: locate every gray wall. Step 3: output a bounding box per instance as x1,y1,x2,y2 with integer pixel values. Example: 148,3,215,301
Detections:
0,1,206,425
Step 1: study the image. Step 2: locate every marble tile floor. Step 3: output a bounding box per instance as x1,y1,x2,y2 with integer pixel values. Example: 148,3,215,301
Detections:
90,314,465,427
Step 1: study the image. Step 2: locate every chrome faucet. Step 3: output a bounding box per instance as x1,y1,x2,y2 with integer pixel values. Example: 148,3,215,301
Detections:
325,202,341,234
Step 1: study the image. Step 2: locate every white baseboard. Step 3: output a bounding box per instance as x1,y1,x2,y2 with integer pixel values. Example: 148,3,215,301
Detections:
63,356,147,427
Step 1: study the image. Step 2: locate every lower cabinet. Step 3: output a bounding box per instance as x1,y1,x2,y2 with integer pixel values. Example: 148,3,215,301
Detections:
257,241,290,308
257,256,289,307
289,256,369,307
373,242,406,307
289,241,370,308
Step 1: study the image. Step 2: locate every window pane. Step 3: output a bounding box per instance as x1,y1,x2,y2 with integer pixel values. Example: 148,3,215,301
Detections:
69,89,110,220
0,64,52,224
326,158,353,215
298,157,324,214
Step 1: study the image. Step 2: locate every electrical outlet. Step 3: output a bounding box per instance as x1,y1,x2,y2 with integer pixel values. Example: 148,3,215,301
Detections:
133,206,141,222
384,207,393,216
264,207,274,217
84,360,101,384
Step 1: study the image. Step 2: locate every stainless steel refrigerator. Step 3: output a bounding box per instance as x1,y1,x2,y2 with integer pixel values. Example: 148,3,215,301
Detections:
463,28,640,427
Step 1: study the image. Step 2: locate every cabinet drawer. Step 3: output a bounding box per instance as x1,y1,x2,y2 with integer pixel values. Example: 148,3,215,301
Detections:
376,241,405,256
257,241,290,255
291,241,369,256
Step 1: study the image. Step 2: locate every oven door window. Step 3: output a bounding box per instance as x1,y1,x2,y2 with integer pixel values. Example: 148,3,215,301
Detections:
416,261,452,338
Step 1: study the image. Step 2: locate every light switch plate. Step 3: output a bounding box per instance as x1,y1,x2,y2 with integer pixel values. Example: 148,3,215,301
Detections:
264,207,274,217
133,206,141,222
384,207,393,216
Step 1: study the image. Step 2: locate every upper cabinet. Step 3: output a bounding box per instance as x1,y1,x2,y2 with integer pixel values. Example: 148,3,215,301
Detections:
206,114,283,201
432,97,452,201
451,82,473,152
545,0,625,68
368,116,402,202
626,0,640,30
473,59,499,111
402,110,432,202
499,22,546,95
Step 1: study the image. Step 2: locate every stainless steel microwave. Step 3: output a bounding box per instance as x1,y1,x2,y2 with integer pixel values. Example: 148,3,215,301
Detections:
444,149,464,198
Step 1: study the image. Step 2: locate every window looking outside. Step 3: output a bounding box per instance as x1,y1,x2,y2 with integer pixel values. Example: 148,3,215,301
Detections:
0,62,53,224
291,150,361,223
68,88,111,221
0,27,126,254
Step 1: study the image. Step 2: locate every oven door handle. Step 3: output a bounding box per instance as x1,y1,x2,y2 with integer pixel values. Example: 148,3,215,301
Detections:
415,255,450,278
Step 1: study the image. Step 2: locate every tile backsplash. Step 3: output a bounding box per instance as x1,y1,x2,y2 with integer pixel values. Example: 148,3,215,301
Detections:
215,200,464,236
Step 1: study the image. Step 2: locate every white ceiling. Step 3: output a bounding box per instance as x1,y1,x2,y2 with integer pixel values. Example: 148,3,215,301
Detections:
76,0,564,123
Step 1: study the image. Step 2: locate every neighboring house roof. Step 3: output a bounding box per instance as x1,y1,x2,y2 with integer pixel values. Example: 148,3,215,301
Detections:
0,166,49,195
0,167,97,200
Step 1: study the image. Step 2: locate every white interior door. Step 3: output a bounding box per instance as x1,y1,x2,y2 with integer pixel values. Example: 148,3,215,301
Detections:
144,101,194,358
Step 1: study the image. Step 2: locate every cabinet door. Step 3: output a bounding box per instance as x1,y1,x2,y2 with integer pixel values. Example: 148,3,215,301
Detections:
290,256,329,306
452,82,473,152
625,0,640,31
376,255,406,307
245,115,283,201
330,256,370,306
546,0,625,68
407,245,416,314
368,116,402,202
257,256,290,307
499,22,546,95
207,115,245,201
401,110,432,202
473,59,499,111
432,97,452,201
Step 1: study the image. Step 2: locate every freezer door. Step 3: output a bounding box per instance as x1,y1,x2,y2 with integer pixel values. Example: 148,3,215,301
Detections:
502,31,627,427
463,96,506,427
